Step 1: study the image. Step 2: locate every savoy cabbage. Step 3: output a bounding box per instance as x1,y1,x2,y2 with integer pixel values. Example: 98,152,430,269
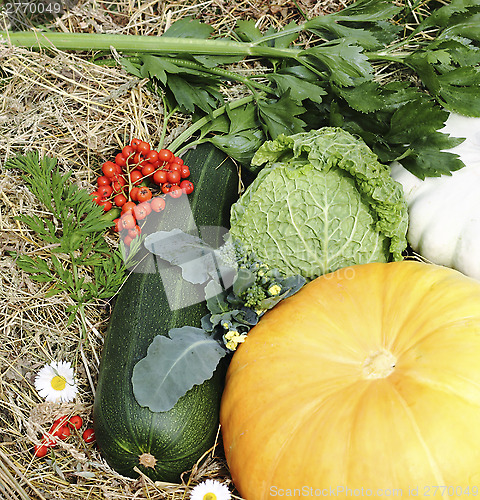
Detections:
229,127,408,280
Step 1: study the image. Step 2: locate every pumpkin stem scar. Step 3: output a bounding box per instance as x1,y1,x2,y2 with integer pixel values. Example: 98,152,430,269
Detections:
362,349,396,379
139,453,157,469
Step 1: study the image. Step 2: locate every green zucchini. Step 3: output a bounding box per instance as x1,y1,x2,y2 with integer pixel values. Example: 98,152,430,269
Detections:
93,144,248,482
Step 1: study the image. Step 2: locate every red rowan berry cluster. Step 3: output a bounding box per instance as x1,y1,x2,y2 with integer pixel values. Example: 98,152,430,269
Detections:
91,139,194,246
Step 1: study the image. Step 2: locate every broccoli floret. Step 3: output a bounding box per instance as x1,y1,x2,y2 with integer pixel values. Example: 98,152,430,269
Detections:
241,286,267,309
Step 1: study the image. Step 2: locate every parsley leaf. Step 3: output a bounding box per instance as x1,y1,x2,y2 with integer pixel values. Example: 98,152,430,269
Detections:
304,41,372,87
257,92,306,138
305,0,402,49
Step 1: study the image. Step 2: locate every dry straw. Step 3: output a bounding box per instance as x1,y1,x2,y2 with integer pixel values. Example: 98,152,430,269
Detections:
0,0,347,498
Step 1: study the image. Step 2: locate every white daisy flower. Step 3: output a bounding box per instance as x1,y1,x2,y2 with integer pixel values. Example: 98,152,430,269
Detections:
190,479,231,500
34,361,78,403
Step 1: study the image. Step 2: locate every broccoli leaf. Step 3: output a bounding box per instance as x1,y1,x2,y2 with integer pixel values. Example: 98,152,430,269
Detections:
132,327,226,413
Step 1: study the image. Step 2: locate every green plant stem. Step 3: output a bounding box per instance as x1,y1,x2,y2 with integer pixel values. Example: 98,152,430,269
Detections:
168,95,255,155
1,30,301,59
165,57,275,95
365,50,417,72
157,99,178,151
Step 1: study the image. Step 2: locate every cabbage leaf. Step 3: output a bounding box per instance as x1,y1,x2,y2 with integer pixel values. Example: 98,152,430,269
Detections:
230,127,408,280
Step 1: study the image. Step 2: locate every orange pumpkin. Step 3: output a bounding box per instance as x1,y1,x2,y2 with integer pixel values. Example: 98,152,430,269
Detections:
220,261,480,499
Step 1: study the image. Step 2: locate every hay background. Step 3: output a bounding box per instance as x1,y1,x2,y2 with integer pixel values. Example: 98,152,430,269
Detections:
0,0,348,498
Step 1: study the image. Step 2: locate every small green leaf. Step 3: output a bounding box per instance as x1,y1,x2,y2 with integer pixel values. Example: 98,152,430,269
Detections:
191,54,243,67
132,327,227,413
332,81,384,113
398,132,466,179
304,41,372,87
235,20,263,42
205,280,229,314
267,73,326,104
232,268,255,296
257,93,306,139
15,255,52,276
273,21,300,49
419,0,479,29
167,75,223,114
226,102,259,134
305,0,401,49
209,129,265,165
119,57,142,78
322,0,402,23
387,98,449,144
162,17,214,39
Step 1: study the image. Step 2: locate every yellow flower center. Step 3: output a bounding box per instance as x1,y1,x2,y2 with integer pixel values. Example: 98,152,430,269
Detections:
203,494,217,500
51,375,67,391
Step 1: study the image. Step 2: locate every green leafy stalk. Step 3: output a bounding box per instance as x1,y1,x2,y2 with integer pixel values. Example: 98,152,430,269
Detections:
1,30,300,59
3,0,480,177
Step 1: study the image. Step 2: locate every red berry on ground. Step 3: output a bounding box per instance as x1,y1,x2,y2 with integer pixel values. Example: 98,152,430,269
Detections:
136,141,151,156
128,225,142,239
180,166,190,179
90,191,101,204
133,203,148,221
98,185,113,199
114,194,128,207
68,415,83,430
168,162,182,172
99,200,113,212
130,187,140,202
133,152,146,167
146,150,159,163
171,156,184,165
121,201,137,215
137,187,152,203
122,145,135,159
141,163,155,177
82,428,96,444
161,183,173,194
130,170,143,185
167,170,181,184
34,444,49,458
131,138,142,149
53,425,71,440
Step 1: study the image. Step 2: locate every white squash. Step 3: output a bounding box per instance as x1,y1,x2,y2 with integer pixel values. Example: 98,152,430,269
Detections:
390,113,480,280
